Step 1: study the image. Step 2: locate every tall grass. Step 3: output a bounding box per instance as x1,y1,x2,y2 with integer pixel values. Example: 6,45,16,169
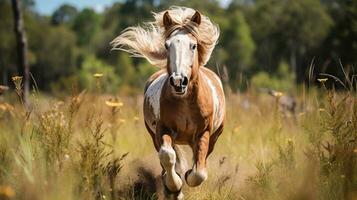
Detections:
0,73,355,200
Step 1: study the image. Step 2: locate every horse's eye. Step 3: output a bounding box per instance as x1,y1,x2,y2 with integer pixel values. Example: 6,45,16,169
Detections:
165,43,169,50
191,44,197,50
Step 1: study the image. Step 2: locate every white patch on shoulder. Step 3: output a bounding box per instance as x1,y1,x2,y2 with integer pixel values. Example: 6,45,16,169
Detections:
145,73,168,119
202,72,224,132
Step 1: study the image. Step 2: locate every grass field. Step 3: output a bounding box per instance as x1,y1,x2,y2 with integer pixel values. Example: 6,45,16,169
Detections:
0,77,356,200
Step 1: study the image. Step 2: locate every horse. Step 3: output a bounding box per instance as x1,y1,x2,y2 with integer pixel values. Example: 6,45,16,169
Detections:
111,7,225,199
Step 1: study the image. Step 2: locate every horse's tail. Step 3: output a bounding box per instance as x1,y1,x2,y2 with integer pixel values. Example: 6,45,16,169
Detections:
173,145,188,178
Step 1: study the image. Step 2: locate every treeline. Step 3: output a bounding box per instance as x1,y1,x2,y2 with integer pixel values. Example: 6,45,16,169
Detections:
0,0,356,93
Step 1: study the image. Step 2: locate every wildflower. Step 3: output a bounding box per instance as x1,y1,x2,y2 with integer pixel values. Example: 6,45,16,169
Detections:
271,90,283,98
319,108,325,112
54,101,65,108
275,92,283,97
105,100,124,108
11,76,23,94
0,103,14,112
93,73,103,78
64,154,70,161
11,76,22,82
0,185,15,198
317,78,328,83
233,126,239,133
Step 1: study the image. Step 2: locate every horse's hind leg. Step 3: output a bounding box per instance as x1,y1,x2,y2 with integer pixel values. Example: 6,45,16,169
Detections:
158,134,183,199
185,130,210,187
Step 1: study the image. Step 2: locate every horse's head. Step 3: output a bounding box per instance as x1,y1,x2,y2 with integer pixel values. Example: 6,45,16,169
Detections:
163,11,201,96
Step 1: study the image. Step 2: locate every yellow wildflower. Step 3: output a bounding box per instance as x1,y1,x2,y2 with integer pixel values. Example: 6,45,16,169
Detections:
93,73,103,78
11,76,22,82
275,92,283,97
0,185,15,198
317,78,328,83
105,100,123,108
0,103,14,112
233,126,240,133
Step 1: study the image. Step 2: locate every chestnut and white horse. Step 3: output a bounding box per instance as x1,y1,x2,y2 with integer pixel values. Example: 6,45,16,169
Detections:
112,7,225,199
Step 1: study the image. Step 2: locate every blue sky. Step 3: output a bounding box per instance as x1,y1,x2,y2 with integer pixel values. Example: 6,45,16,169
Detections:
34,0,119,15
35,0,231,15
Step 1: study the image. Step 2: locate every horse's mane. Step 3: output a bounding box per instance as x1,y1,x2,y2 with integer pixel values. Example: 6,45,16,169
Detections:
110,6,220,68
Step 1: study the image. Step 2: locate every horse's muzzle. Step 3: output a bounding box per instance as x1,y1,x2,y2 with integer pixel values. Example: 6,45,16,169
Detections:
169,74,188,95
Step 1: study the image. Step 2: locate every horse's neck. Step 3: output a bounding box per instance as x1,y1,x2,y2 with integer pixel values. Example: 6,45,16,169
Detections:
188,68,202,93
186,68,207,102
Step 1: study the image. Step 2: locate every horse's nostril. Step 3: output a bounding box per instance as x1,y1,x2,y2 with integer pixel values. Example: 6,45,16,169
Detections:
182,77,188,86
169,76,175,86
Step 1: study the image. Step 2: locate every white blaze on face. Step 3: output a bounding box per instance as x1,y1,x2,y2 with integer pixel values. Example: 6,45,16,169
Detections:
166,31,196,79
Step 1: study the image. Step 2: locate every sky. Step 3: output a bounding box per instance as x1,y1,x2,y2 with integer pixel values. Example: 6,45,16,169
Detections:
34,0,231,15
34,0,119,15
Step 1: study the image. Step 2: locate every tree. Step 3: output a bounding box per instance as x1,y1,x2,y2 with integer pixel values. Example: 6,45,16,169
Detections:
0,1,16,85
247,0,332,83
11,0,30,106
223,10,255,89
316,0,357,77
78,55,119,92
28,24,78,90
52,4,78,25
72,8,100,46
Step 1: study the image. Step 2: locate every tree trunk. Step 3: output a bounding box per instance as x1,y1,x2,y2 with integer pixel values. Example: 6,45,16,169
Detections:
11,0,29,107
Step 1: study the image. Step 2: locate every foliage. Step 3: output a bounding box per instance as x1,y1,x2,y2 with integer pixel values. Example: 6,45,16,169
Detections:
251,62,294,92
1,0,356,92
78,55,119,93
223,10,255,90
72,8,101,47
51,4,78,25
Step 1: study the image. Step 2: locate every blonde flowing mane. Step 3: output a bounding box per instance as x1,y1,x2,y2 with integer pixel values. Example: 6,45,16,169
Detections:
110,6,220,68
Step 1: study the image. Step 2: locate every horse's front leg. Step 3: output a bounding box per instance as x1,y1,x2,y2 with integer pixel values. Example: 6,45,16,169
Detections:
158,133,183,198
185,130,210,187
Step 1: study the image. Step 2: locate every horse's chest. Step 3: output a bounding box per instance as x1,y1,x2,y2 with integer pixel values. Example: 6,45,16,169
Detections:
163,105,208,142
170,106,207,130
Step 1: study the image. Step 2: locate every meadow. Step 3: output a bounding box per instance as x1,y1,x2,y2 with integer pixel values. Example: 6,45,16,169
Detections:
0,75,356,200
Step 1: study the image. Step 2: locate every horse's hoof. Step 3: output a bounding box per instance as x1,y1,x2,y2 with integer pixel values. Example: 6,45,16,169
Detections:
162,172,183,192
164,183,184,200
185,169,207,187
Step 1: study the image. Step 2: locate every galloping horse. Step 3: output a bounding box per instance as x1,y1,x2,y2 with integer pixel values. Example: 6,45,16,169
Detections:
111,7,225,199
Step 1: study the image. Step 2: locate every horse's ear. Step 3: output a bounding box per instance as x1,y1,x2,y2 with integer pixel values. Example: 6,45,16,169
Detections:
163,11,174,29
190,11,201,25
